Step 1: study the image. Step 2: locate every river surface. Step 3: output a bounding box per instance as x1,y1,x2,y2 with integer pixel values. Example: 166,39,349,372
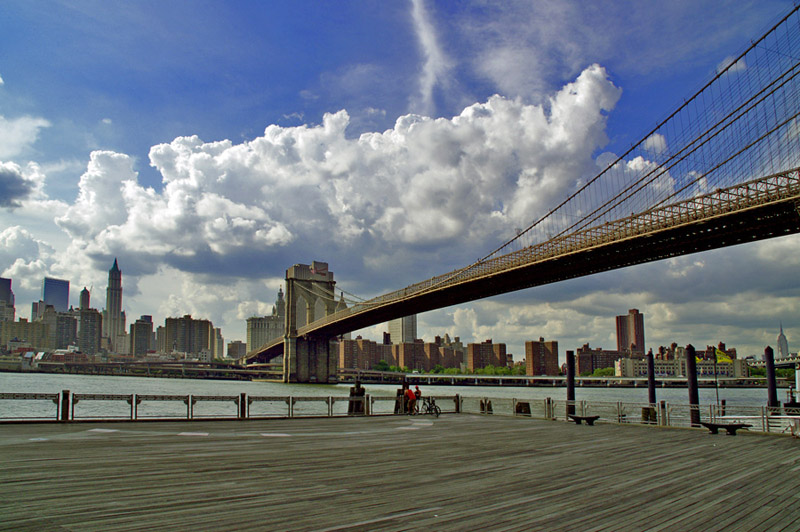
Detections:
0,371,780,403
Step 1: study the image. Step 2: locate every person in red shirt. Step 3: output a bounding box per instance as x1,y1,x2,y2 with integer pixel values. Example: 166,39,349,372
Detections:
405,387,417,415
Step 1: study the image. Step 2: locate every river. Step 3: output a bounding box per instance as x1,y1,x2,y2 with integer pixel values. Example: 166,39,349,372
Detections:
1,371,780,408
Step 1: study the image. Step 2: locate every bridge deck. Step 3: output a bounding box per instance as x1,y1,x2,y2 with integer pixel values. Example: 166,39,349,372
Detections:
2,415,798,531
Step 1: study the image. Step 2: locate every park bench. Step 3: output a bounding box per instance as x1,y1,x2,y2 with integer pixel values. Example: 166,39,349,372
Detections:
568,414,600,425
700,421,752,435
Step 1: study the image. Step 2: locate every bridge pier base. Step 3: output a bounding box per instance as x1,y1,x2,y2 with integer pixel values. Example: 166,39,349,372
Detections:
284,336,338,384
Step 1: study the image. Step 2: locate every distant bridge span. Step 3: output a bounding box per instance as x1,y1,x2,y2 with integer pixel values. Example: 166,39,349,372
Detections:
247,168,800,364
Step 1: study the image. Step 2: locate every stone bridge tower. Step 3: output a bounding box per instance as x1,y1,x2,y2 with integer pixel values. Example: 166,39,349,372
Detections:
284,261,339,383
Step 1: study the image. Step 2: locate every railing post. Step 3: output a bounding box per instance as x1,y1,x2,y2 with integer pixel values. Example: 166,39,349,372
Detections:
60,390,70,422
659,400,667,426
239,393,247,419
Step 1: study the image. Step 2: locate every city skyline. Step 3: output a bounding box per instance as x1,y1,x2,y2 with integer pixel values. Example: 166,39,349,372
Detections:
1,269,792,363
1,2,798,358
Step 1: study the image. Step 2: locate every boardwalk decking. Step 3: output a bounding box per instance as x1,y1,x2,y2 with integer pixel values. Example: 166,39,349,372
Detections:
1,415,798,531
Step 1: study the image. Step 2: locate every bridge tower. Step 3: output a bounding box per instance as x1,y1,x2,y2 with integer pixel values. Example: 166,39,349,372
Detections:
283,261,339,383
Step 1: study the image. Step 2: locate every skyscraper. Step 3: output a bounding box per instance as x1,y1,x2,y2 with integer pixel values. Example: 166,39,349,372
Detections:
616,309,645,355
130,315,154,357
78,308,102,355
778,323,789,359
388,315,417,344
42,277,69,313
80,287,90,310
246,287,286,352
0,277,14,322
104,258,125,353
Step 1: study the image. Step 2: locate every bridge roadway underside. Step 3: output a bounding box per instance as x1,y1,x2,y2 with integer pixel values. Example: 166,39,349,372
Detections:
2,415,799,531
254,197,800,363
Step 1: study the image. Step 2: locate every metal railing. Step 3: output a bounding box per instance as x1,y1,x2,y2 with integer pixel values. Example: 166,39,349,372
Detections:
2,390,798,437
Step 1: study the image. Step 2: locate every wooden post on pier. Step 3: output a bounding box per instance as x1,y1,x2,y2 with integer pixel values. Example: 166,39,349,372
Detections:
60,390,70,422
566,351,575,417
765,346,780,409
686,345,700,427
643,350,657,424
239,393,247,419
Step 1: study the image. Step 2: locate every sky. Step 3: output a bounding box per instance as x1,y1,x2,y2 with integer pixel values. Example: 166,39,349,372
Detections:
1,0,798,361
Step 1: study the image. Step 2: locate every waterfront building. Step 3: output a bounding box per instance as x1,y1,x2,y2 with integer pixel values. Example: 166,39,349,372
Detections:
702,342,737,361
388,315,417,344
246,287,286,352
0,277,14,322
163,314,215,356
615,357,749,378
227,340,247,359
78,308,102,355
38,305,77,349
616,308,646,355
130,315,154,357
103,259,126,353
436,334,466,367
156,326,166,353
467,339,507,371
394,340,427,371
0,318,48,351
42,277,69,313
778,324,789,359
525,337,559,376
576,343,621,375
339,336,395,369
213,327,224,359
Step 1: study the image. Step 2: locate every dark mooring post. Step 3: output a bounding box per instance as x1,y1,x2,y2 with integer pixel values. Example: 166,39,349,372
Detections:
643,349,657,424
685,345,700,427
348,379,365,415
765,346,780,410
566,350,576,417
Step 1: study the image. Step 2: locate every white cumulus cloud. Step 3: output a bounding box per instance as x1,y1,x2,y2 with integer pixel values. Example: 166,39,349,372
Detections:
0,115,51,159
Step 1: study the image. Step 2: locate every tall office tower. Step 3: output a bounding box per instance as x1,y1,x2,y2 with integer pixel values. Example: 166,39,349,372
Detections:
246,287,286,351
778,323,789,359
130,315,154,356
104,258,125,353
79,287,90,310
42,277,70,313
526,337,559,376
616,308,646,355
388,315,417,344
78,308,103,355
0,277,14,322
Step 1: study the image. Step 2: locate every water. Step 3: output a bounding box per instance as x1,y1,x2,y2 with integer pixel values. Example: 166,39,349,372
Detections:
0,372,780,420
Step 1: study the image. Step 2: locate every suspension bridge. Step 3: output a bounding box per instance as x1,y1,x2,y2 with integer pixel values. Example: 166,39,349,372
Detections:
245,7,800,383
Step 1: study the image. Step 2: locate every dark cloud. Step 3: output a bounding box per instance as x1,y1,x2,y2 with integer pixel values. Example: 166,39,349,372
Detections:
0,164,33,208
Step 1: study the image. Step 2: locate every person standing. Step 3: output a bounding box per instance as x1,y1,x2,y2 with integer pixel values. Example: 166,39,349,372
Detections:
405,387,417,415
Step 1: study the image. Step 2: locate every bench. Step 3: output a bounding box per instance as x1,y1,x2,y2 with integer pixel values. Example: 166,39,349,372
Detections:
700,421,752,435
568,414,600,425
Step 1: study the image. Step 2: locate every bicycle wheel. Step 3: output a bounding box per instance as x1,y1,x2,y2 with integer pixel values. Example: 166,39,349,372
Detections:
433,405,441,418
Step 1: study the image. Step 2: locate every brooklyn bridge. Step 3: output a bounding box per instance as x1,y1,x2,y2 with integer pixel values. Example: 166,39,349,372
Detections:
244,7,800,383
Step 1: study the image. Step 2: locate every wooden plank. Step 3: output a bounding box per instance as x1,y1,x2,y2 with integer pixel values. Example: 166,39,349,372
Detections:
0,416,798,531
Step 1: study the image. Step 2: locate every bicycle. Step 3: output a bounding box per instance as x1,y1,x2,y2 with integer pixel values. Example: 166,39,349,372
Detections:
420,397,441,417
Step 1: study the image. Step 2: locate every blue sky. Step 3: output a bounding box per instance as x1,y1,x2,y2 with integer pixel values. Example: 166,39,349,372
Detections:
1,0,798,359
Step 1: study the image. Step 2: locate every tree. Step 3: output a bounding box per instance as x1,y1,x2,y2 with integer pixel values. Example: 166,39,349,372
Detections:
592,367,615,377
373,360,390,372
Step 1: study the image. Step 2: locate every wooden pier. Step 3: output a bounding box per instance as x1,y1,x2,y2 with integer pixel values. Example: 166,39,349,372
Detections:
1,415,798,531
